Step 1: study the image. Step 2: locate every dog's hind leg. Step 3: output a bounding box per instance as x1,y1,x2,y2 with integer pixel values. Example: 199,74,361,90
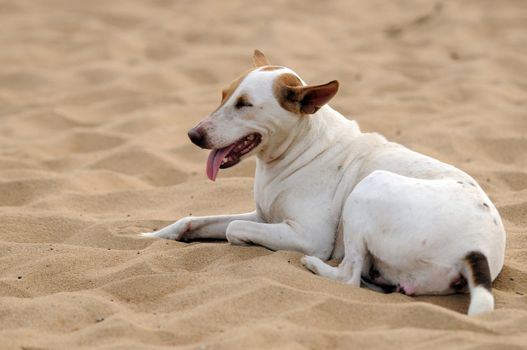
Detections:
302,243,365,287
301,256,352,282
302,188,374,286
301,256,340,279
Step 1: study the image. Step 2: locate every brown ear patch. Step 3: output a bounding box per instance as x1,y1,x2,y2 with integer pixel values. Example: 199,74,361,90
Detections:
273,74,339,115
273,73,304,114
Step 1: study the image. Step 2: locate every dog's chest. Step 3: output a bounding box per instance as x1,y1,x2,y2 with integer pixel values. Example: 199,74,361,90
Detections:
254,168,338,226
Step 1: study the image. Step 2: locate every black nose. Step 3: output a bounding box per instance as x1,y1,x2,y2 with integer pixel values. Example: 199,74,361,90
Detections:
188,127,206,148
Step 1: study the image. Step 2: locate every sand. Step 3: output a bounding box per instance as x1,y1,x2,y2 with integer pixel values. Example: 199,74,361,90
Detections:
0,0,526,349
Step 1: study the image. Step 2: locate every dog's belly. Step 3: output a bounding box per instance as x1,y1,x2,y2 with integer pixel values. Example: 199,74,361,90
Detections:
348,170,506,294
368,255,462,295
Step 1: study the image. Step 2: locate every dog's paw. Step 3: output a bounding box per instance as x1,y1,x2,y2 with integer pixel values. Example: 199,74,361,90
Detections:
226,231,252,246
139,218,193,241
139,229,181,240
140,231,159,238
301,255,321,274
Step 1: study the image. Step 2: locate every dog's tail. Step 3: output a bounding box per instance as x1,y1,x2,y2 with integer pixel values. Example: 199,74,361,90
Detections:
462,251,494,316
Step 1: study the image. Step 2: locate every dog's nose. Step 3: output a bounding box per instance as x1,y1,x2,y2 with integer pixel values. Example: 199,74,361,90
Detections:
188,127,206,148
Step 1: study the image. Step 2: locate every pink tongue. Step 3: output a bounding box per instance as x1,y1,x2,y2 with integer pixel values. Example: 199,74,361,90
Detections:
206,144,236,181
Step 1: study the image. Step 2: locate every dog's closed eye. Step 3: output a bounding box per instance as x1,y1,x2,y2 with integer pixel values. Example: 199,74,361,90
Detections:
235,95,253,109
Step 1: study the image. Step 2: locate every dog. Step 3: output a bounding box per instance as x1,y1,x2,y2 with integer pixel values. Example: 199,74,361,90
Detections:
142,50,506,316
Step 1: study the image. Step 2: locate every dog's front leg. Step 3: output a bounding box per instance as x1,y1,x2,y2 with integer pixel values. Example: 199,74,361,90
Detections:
227,220,327,258
142,211,261,241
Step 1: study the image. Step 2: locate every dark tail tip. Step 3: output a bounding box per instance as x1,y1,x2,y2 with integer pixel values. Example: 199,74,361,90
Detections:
465,251,492,291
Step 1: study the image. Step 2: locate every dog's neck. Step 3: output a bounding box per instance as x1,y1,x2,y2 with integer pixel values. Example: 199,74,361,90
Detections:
257,105,361,166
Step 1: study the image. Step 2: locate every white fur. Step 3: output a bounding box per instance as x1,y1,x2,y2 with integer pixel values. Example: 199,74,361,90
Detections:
142,65,506,315
467,286,494,316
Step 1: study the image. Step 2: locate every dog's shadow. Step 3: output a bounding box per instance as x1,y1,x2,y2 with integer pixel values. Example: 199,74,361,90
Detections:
413,294,469,314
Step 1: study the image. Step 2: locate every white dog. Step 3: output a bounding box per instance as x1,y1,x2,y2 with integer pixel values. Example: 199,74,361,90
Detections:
143,50,506,315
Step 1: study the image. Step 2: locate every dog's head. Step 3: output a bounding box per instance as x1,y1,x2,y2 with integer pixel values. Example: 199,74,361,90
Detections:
189,50,339,181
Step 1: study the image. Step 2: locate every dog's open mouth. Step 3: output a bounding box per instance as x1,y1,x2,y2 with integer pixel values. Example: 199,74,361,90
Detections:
206,133,262,181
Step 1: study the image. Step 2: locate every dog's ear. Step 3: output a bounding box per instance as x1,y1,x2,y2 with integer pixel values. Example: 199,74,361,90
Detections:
295,80,339,114
275,75,339,115
253,49,270,67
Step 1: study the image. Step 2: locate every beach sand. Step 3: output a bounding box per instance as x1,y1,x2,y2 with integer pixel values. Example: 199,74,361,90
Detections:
0,0,526,348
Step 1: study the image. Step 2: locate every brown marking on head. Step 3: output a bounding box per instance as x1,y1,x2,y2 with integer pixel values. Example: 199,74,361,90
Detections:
259,65,285,72
214,51,272,112
217,69,253,110
253,49,270,67
273,73,339,115
465,251,492,291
